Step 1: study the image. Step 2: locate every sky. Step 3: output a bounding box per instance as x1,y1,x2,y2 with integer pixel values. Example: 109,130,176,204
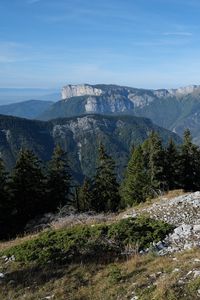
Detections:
0,0,200,89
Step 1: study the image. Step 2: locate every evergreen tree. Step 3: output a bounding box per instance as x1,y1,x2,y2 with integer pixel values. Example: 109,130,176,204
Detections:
10,149,45,229
0,158,11,238
180,129,200,191
92,143,121,212
78,178,92,212
164,138,181,190
121,145,151,206
46,145,71,212
143,132,166,194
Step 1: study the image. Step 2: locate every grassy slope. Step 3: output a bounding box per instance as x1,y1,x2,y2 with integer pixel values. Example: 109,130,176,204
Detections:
0,191,199,300
0,248,200,299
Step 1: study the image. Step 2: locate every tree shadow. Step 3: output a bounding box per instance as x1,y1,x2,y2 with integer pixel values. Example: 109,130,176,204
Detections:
3,264,66,289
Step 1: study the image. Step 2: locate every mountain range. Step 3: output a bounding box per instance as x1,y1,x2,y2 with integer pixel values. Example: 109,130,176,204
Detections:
0,114,180,180
0,88,60,105
37,84,200,144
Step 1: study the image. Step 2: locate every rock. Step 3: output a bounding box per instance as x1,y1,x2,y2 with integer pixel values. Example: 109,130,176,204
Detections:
193,225,200,232
156,241,166,250
62,84,102,100
193,271,200,278
131,296,139,300
184,243,193,250
122,210,137,219
173,268,180,273
0,273,5,278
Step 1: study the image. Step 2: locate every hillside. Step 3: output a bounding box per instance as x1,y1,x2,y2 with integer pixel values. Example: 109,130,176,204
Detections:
0,100,53,119
0,114,181,178
39,84,200,144
0,191,200,300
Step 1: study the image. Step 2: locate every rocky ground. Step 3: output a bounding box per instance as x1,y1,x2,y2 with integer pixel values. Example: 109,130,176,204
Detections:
122,191,200,255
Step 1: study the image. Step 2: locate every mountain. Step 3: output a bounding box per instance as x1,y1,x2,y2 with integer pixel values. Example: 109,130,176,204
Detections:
0,100,53,119
0,114,181,180
0,88,60,105
39,84,200,144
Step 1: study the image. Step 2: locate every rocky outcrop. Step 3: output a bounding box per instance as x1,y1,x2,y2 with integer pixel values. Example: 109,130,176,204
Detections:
61,84,102,100
124,192,200,255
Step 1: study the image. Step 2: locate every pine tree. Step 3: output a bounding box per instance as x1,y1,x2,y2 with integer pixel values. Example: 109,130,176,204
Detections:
10,148,45,230
91,143,121,212
143,132,166,194
180,129,200,191
164,138,181,190
46,145,71,212
0,158,11,238
121,145,151,206
78,178,92,212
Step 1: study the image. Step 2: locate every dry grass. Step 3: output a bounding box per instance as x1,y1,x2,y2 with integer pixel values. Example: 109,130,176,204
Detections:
0,189,197,300
0,247,199,300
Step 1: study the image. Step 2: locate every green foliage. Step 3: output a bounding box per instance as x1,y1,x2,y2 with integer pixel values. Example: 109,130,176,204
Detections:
108,264,122,284
46,144,71,211
179,129,200,191
121,130,200,205
0,158,12,238
143,132,166,192
164,138,180,190
121,146,151,206
107,216,173,248
9,148,46,230
77,178,93,212
91,143,121,212
1,217,174,264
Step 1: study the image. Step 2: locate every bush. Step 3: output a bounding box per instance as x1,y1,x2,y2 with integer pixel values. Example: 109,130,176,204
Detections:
1,217,174,264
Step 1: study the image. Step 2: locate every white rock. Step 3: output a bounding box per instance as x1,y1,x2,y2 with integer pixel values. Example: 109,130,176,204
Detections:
193,270,200,278
193,225,200,232
62,84,102,100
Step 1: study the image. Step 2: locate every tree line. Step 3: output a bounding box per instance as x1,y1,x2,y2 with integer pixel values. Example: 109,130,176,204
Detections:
0,129,199,239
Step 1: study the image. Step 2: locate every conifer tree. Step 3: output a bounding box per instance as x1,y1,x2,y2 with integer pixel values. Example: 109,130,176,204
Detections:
143,132,166,194
164,138,181,190
0,158,11,237
92,143,121,212
46,145,71,212
121,145,151,206
10,148,45,229
78,178,92,212
180,129,200,191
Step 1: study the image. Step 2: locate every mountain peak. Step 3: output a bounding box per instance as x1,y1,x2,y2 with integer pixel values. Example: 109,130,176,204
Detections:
167,85,200,96
61,84,102,100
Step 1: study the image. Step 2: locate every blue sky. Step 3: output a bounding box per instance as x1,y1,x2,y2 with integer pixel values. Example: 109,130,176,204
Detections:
0,0,200,88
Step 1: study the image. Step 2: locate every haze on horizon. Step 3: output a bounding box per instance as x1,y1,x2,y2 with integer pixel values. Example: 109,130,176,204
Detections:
1,0,200,89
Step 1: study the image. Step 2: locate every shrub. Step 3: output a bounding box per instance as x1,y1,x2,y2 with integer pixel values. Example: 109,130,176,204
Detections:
1,217,174,264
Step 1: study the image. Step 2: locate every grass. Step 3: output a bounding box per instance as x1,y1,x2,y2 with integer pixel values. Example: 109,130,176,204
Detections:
0,248,200,299
0,190,198,300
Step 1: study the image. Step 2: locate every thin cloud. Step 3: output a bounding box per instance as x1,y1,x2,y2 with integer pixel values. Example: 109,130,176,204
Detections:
163,32,193,36
27,0,42,4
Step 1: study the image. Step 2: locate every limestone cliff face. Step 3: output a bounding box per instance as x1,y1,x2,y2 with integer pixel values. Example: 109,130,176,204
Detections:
39,83,200,145
84,95,134,113
61,84,102,100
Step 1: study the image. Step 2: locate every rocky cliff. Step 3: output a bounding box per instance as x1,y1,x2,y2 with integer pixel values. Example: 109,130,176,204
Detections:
40,84,200,144
61,84,102,100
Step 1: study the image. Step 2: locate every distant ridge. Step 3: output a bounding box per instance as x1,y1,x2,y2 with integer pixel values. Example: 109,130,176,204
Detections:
0,113,181,179
39,83,200,144
0,100,53,119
